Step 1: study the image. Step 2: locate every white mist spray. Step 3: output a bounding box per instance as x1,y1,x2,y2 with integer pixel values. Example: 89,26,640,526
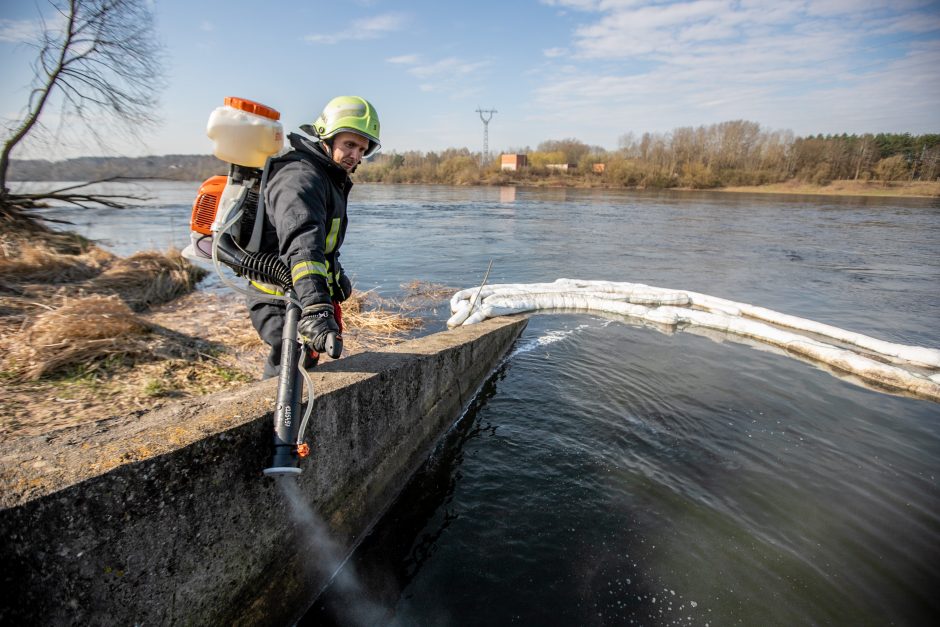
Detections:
275,477,390,626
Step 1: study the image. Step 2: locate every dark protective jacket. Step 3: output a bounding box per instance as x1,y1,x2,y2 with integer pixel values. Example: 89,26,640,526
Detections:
255,132,351,308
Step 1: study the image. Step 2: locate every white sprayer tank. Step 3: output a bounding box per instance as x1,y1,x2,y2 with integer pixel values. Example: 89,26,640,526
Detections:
206,97,283,168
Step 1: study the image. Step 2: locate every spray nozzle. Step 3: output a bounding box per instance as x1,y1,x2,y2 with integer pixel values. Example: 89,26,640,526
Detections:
263,443,303,477
324,331,343,359
263,466,302,477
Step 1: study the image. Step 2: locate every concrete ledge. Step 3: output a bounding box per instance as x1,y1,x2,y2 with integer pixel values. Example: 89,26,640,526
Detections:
0,315,527,626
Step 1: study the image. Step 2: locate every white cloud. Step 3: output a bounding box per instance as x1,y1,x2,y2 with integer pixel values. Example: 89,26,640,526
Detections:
0,19,42,43
869,11,940,35
543,47,568,57
384,54,490,97
528,0,940,138
387,54,420,64
803,0,932,17
531,38,940,137
0,10,72,45
408,57,488,80
676,18,736,42
305,13,406,44
540,0,603,9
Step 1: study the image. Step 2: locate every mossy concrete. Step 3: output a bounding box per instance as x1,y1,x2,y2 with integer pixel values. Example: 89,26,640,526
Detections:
0,315,527,626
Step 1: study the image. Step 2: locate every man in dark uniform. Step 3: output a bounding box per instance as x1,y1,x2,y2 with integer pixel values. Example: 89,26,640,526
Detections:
247,96,381,378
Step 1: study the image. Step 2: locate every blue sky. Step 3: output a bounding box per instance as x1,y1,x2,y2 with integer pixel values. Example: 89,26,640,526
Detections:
1,0,939,159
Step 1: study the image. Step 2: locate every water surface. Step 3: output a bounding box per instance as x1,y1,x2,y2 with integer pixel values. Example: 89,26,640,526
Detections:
23,181,940,625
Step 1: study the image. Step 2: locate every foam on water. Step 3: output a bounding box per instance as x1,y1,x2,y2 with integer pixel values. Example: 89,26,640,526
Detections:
509,322,591,358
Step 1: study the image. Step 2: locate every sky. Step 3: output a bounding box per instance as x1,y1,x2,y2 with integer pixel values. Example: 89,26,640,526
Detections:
1,0,939,159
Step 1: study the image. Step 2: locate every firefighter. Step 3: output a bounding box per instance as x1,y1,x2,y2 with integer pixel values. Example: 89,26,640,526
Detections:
247,95,380,378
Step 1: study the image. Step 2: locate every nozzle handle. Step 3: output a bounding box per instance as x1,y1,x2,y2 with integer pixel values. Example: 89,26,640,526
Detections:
324,331,343,359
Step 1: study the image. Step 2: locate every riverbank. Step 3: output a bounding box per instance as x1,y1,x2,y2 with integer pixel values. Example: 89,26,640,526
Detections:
354,175,940,199
0,225,438,441
10,176,939,202
0,314,528,625
715,179,940,198
503,177,940,198
0,217,528,624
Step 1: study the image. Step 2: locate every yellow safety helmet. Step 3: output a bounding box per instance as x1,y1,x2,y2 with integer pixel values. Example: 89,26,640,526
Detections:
300,95,381,157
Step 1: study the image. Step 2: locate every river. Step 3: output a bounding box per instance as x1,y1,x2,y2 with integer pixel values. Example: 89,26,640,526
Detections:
24,181,940,625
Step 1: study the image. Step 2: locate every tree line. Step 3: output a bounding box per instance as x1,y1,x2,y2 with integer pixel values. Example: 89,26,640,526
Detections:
8,122,938,190
356,122,939,189
8,154,225,183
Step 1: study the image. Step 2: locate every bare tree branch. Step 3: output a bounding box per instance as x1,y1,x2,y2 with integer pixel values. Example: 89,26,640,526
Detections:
1,0,165,200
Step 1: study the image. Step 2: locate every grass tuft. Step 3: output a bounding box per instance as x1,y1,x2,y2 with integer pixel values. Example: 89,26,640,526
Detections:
339,289,423,351
7,295,150,380
84,248,207,311
0,239,114,283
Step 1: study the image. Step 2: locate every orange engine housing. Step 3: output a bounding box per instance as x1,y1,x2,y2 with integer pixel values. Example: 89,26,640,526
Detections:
191,175,227,235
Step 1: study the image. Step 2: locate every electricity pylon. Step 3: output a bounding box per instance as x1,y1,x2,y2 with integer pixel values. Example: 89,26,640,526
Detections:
476,107,497,163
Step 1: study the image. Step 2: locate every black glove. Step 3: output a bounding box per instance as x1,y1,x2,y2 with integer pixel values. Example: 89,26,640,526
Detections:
297,303,341,357
336,271,353,302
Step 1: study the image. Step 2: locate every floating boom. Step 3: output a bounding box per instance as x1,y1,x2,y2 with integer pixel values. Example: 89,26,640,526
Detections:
447,278,940,402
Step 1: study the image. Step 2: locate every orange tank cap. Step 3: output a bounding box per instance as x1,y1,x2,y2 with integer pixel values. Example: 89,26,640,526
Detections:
224,96,281,121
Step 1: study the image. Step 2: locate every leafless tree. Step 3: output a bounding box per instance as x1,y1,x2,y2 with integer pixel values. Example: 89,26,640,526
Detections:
0,0,164,223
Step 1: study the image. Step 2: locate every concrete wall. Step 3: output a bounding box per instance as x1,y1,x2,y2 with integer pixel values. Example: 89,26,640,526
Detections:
0,316,527,626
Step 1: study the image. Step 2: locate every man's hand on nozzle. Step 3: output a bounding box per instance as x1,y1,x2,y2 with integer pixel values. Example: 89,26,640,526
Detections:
298,303,339,354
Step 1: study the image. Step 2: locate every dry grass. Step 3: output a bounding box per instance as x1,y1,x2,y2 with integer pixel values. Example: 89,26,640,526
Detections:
400,279,455,300
0,238,114,283
719,179,940,198
0,357,254,438
340,289,424,352
4,295,151,380
84,249,207,311
0,285,433,437
0,229,228,436
0,225,444,438
0,232,208,382
0,290,258,437
0,227,93,256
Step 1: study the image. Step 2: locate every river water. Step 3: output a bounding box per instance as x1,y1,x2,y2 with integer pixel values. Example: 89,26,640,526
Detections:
25,181,940,625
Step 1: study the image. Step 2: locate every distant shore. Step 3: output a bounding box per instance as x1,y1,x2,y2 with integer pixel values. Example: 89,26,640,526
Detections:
710,180,940,199
9,175,939,200
480,178,940,199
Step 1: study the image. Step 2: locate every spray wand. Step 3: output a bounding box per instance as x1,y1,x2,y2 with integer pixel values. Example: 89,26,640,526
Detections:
181,97,346,477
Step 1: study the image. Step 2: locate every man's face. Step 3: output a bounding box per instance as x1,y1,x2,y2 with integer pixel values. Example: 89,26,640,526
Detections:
330,132,370,172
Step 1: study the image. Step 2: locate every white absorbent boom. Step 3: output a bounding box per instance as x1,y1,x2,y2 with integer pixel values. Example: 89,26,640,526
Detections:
447,278,940,402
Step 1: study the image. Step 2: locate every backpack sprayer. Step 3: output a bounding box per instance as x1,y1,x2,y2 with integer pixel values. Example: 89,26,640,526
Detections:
182,97,333,477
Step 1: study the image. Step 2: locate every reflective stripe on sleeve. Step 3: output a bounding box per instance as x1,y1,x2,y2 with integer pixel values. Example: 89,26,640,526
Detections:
325,218,341,254
291,260,329,282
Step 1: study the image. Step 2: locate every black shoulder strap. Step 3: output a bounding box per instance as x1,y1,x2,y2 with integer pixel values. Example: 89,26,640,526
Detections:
245,148,308,253
245,156,275,253
244,147,337,253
